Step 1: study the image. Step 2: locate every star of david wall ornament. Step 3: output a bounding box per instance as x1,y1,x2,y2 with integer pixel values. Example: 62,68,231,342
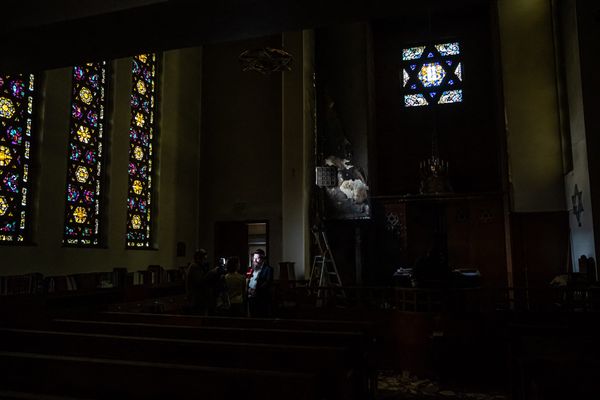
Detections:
572,184,584,227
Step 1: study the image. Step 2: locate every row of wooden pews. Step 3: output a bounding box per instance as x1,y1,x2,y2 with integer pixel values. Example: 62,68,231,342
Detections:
0,311,376,399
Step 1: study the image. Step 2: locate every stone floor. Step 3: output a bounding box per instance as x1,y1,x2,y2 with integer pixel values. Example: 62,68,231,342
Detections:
377,370,508,400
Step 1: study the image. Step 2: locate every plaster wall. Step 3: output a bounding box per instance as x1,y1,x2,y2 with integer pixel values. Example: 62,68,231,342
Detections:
198,36,283,269
497,0,565,212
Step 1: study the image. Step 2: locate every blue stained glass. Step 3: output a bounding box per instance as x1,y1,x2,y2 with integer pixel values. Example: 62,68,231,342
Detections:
1,222,16,232
84,190,94,204
87,110,98,127
139,165,147,179
418,62,446,87
74,67,85,81
7,127,22,145
0,72,36,242
438,89,463,104
72,105,83,119
435,42,460,56
402,46,426,60
63,62,109,247
10,80,25,98
404,94,428,107
455,63,463,81
402,40,463,108
67,185,79,202
88,74,99,89
126,53,159,248
85,150,96,164
4,173,19,192
70,144,81,161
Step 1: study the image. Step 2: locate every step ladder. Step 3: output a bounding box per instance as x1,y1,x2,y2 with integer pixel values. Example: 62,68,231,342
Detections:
309,227,345,302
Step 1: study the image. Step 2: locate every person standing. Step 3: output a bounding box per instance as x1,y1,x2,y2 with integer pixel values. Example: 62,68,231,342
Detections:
185,249,210,315
224,257,246,317
247,249,273,317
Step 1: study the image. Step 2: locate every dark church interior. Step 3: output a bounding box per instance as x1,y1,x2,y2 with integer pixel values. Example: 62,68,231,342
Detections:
1,0,600,398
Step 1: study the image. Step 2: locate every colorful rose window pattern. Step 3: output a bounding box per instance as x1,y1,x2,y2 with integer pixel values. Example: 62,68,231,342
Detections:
63,62,109,246
0,73,37,243
402,41,463,107
127,54,159,248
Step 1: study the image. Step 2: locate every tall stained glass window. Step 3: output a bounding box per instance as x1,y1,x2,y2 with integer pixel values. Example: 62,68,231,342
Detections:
126,54,159,248
0,74,36,243
63,62,109,246
401,41,463,107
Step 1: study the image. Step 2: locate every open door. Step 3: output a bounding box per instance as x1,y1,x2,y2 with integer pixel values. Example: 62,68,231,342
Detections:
214,220,269,272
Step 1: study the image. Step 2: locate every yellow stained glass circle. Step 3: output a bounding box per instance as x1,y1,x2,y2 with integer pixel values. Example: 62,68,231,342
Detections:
76,166,89,183
136,80,147,95
132,214,142,229
134,146,144,161
80,87,93,104
0,146,12,167
77,125,92,143
135,112,145,127
73,206,87,223
133,180,143,195
0,196,8,215
138,54,148,63
0,97,16,119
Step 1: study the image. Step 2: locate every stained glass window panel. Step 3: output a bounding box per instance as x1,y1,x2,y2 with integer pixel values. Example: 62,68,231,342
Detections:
402,41,463,107
63,62,109,246
402,69,410,87
0,73,36,242
127,53,159,248
402,46,426,61
434,42,460,56
404,94,428,107
438,90,463,104
418,63,446,87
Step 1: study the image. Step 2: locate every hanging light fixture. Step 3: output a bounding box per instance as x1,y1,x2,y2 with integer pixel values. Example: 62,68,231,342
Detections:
239,47,293,74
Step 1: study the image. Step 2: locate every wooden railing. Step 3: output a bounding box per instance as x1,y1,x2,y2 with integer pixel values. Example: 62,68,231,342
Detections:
275,282,600,313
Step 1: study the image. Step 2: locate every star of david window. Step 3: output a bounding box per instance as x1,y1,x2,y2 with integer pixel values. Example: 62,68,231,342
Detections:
401,42,463,107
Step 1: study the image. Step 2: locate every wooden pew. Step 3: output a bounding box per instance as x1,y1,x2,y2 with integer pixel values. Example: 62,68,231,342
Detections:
50,318,368,349
49,317,375,398
507,321,600,400
0,327,360,400
0,350,316,400
61,312,377,396
91,311,375,334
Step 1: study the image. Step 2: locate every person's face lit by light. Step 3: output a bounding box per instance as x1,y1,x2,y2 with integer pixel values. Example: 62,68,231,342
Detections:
252,254,264,268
